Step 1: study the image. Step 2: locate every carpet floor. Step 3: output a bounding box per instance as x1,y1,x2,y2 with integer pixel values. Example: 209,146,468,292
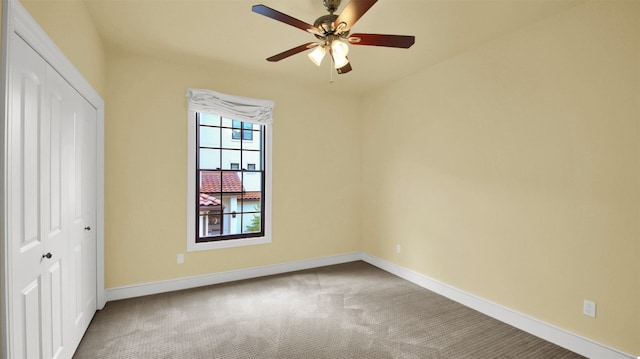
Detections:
73,261,585,358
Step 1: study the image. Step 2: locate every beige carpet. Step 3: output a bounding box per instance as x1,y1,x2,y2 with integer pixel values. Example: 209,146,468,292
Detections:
74,261,585,358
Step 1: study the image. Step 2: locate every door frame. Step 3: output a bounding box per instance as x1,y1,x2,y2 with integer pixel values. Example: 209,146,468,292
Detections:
0,1,105,358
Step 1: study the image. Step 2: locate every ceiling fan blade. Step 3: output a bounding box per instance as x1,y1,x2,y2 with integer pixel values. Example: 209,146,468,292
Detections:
337,61,352,74
252,4,320,35
348,33,415,48
333,0,378,33
266,42,317,62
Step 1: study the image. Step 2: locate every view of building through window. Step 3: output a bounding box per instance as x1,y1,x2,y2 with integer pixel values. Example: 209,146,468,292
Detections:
196,113,265,241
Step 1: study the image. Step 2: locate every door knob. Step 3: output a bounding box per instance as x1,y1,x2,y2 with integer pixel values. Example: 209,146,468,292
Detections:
42,252,52,259
84,226,91,231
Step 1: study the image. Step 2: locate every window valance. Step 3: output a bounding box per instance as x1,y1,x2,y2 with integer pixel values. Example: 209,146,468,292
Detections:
186,88,274,125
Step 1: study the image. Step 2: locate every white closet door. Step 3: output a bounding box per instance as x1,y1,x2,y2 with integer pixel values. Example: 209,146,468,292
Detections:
9,32,54,359
8,33,97,359
67,82,98,346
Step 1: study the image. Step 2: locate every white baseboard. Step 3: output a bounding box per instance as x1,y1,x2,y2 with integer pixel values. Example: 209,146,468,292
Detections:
105,251,635,359
105,252,362,302
360,253,635,359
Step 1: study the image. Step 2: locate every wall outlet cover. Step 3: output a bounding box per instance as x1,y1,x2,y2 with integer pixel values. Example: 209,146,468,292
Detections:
583,300,596,318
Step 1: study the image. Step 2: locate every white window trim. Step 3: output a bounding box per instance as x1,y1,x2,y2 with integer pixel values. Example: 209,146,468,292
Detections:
186,88,274,125
186,110,273,252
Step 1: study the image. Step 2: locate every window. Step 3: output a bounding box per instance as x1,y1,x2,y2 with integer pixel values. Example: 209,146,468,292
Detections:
196,114,264,242
186,88,273,251
232,120,253,141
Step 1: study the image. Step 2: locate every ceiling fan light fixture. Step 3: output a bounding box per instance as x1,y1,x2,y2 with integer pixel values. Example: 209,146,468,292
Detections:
330,39,349,69
308,45,327,66
331,51,349,69
331,38,349,57
333,56,349,69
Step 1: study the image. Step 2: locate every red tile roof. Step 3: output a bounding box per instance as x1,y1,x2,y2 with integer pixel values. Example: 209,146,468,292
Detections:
199,193,223,208
201,171,244,193
242,191,261,200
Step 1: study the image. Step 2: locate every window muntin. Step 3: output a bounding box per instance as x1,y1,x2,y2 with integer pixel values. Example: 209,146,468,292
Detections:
196,113,265,242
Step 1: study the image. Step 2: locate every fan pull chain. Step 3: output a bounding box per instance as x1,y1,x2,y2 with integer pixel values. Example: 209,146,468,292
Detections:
329,54,334,84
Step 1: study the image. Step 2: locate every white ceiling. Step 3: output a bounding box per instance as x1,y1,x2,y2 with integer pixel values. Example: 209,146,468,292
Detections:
83,0,582,95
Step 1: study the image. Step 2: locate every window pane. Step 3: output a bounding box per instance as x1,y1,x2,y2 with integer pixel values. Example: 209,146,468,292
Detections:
242,172,262,192
241,151,261,169
238,192,257,211
200,114,220,126
199,149,220,170
221,149,241,170
222,213,240,235
221,193,240,214
230,163,239,170
199,126,220,148
222,127,242,148
243,213,261,234
243,131,261,150
199,211,222,237
200,171,222,194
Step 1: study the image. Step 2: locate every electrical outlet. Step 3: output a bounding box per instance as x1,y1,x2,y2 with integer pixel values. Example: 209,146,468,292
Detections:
396,244,401,254
177,253,184,264
583,300,596,318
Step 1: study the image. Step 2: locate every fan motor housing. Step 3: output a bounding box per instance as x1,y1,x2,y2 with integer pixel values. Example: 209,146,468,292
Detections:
313,14,337,35
313,14,349,39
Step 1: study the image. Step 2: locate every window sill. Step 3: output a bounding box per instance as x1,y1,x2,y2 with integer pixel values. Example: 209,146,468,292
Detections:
187,235,271,252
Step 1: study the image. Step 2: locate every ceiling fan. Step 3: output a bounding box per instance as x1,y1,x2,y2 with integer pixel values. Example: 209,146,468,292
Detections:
252,0,415,74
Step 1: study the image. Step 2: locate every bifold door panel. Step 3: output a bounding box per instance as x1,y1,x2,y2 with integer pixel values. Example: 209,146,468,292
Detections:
7,33,97,359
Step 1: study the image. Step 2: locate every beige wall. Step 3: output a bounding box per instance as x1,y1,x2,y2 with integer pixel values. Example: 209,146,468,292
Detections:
20,0,106,97
361,1,639,354
103,49,362,287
